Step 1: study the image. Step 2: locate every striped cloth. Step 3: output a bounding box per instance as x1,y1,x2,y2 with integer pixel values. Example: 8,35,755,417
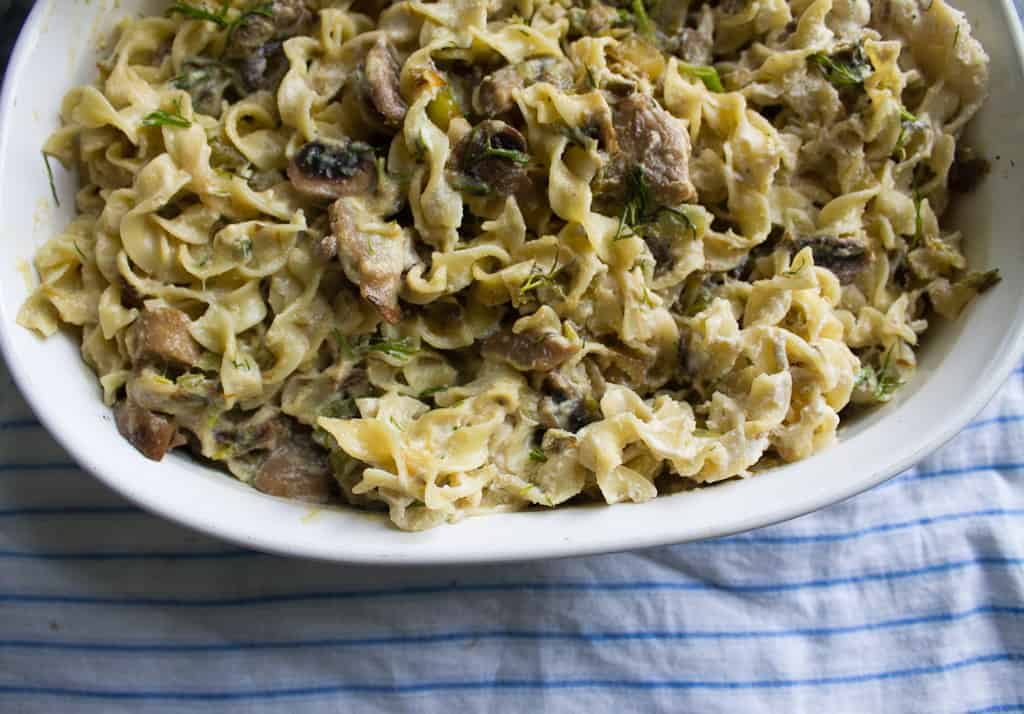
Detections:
3,6,1024,713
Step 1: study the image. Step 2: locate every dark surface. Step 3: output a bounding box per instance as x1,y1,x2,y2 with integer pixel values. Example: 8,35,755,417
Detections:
1,3,31,73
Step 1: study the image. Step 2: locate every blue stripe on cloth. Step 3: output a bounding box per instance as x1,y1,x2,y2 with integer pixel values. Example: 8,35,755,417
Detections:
875,462,1024,491
0,652,1021,699
0,604,1021,651
961,414,1024,431
0,557,1020,606
709,508,1024,544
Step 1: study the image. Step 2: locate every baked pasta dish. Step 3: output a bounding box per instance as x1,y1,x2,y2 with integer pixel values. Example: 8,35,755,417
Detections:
20,0,997,529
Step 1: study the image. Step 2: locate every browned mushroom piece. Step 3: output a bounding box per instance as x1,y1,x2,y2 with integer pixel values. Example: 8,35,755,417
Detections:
287,140,378,200
127,307,203,369
447,120,531,198
252,433,334,504
224,0,312,60
174,58,238,118
568,3,620,37
329,198,415,324
114,399,186,461
237,40,290,92
314,233,339,262
790,234,869,284
482,328,579,373
597,93,697,207
676,6,715,66
357,37,408,129
474,57,574,118
537,373,600,432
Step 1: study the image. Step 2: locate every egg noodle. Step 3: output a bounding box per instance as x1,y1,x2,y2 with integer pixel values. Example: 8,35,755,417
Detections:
20,0,995,529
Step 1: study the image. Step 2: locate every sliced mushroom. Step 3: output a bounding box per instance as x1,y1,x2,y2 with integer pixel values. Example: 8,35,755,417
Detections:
675,6,715,66
597,93,697,207
568,3,620,37
474,57,574,118
127,307,203,369
287,139,377,200
174,58,238,117
482,328,579,373
114,399,186,461
790,234,869,284
357,37,408,129
217,407,292,456
447,120,531,198
252,432,334,504
314,233,339,262
183,403,335,503
538,373,600,432
237,40,290,93
329,197,417,324
224,0,312,60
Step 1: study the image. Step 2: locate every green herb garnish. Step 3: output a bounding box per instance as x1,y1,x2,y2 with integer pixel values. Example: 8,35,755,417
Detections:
168,2,274,40
480,142,531,164
912,188,924,247
335,332,419,361
962,269,1002,292
236,237,253,260
614,167,652,241
683,285,712,317
42,152,59,207
808,45,872,88
142,99,191,129
450,174,490,196
631,0,655,38
613,169,697,244
368,337,418,360
657,207,698,241
678,63,724,93
167,1,232,26
172,58,236,91
529,447,548,463
562,125,597,149
894,107,926,159
320,398,358,419
856,347,902,402
519,256,562,297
